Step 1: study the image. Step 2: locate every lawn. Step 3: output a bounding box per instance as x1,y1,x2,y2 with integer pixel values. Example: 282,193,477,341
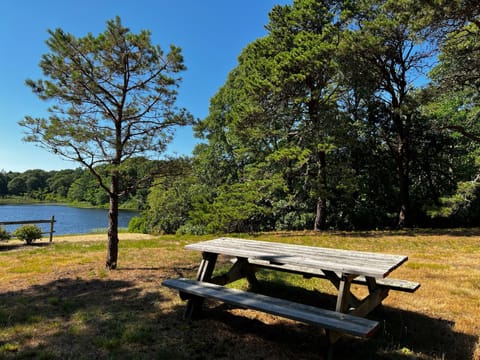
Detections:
0,230,478,359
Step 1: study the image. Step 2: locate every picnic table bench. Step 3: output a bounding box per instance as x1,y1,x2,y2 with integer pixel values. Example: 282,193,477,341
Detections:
163,237,419,356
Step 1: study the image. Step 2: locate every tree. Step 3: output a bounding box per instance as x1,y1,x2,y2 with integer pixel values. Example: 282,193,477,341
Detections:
7,176,26,196
47,169,79,199
195,0,349,231
20,17,192,269
339,0,436,227
144,174,196,234
420,5,480,218
0,172,8,197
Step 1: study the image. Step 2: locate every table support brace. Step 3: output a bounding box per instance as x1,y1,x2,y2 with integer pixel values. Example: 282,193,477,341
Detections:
210,257,258,287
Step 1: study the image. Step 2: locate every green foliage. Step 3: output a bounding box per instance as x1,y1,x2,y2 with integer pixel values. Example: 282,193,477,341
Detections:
0,173,9,197
429,180,480,218
131,0,480,233
13,225,43,244
140,158,197,234
191,0,352,231
127,216,149,234
1,162,155,210
175,224,208,236
0,227,10,241
20,17,192,171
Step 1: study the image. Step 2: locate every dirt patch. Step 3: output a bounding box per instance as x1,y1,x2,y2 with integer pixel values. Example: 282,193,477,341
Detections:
54,233,157,242
4,232,156,245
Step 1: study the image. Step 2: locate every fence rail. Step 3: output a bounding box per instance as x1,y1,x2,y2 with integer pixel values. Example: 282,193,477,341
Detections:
0,216,56,242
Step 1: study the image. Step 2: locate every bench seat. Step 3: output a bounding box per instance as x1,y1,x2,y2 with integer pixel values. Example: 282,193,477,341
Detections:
163,278,379,338
247,259,420,293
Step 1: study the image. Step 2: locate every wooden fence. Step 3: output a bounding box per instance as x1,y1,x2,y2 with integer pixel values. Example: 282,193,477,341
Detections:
0,216,56,242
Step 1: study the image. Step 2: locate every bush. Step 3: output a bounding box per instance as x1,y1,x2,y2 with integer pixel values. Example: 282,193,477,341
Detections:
13,224,43,244
176,223,207,236
128,216,149,234
0,227,10,241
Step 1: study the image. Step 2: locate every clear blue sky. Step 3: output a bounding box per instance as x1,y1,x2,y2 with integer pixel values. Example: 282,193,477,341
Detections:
0,0,291,172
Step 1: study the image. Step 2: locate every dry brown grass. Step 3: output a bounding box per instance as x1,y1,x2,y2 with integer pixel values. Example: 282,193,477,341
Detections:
0,230,478,359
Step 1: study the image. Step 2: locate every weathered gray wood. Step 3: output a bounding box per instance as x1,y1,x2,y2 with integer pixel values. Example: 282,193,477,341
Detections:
349,288,389,317
163,278,379,338
210,257,258,286
186,237,408,278
195,252,218,282
185,252,219,319
246,258,420,292
336,274,356,313
357,276,420,293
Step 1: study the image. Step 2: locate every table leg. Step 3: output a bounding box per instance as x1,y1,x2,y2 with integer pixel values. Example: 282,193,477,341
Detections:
335,274,356,313
196,252,218,282
323,271,361,310
184,252,218,319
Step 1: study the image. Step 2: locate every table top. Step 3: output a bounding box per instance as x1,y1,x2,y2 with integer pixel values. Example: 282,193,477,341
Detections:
185,237,408,278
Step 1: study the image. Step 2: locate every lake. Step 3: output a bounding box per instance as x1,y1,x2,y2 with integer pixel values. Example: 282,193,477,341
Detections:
0,204,139,235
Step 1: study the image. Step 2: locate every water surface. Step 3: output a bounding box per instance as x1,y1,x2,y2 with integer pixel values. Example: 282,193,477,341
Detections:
0,204,138,235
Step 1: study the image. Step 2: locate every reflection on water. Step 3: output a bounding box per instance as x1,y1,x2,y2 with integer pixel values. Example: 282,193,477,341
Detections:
0,204,138,235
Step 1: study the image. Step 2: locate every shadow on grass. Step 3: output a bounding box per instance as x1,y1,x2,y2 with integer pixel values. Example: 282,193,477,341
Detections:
0,241,52,252
189,279,477,360
0,277,186,359
0,274,326,359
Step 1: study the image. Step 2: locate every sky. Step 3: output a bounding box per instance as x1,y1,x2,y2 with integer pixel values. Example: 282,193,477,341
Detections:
0,0,291,172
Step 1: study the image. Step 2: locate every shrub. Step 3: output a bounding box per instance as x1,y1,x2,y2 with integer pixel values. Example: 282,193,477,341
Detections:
0,227,10,241
13,224,43,244
128,216,149,234
176,223,207,236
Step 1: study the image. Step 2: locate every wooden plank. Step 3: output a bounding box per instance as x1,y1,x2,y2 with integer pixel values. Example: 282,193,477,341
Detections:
185,238,407,278
0,220,54,225
163,278,379,338
1,216,56,242
247,259,420,293
358,277,420,293
185,252,219,319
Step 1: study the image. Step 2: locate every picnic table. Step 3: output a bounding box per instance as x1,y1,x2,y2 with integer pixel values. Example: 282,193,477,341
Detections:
163,237,419,355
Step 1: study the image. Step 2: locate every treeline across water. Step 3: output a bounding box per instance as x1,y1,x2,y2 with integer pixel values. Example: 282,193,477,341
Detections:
0,157,161,210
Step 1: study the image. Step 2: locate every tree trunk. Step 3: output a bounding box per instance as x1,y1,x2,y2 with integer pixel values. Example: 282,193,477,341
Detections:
105,173,120,270
314,150,327,231
395,114,410,228
314,196,327,231
397,159,410,228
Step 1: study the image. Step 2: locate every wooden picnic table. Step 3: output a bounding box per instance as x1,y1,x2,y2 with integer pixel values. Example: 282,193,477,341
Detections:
163,237,419,355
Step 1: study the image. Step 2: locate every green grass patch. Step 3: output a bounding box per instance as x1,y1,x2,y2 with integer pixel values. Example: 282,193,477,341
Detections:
406,261,451,270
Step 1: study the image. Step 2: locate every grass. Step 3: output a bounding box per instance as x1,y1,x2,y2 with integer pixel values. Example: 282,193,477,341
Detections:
0,230,478,359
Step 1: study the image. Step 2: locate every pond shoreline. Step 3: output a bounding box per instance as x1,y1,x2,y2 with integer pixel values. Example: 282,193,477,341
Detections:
0,204,139,235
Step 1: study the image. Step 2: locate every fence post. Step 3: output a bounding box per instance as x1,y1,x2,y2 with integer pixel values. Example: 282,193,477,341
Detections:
49,215,55,242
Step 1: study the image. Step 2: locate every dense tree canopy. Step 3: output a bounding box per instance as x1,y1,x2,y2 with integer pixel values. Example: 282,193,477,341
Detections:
133,0,480,234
